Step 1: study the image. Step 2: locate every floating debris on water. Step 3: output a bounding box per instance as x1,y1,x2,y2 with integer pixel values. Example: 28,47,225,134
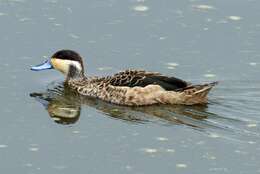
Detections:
142,148,158,154
156,137,169,141
196,141,205,145
234,150,248,155
67,7,72,13
176,163,187,168
166,149,175,153
0,144,8,148
228,16,242,21
192,4,215,11
248,141,256,144
97,67,113,71
133,5,149,12
208,133,220,138
249,62,257,66
159,37,166,40
204,74,216,78
72,130,80,134
29,144,39,152
209,168,228,172
166,62,179,67
54,23,62,26
53,165,67,170
25,163,33,167
206,18,212,22
125,165,133,170
19,18,31,22
203,153,216,160
247,123,257,128
0,13,7,16
166,62,179,70
69,34,79,39
167,66,175,70
29,147,39,152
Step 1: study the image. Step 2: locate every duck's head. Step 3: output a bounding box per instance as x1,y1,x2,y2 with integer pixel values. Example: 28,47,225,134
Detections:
31,50,85,80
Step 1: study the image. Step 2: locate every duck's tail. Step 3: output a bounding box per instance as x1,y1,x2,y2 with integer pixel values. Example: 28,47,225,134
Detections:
180,81,218,105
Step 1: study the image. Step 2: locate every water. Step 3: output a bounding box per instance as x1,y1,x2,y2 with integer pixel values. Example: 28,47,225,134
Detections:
0,0,260,173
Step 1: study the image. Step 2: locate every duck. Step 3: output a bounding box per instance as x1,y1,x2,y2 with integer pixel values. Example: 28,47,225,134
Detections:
31,50,218,106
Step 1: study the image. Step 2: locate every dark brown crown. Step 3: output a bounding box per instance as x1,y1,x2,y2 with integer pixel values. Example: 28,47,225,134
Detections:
52,50,84,70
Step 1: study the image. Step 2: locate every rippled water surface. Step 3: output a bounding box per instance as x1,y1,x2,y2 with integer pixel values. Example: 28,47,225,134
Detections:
0,0,260,173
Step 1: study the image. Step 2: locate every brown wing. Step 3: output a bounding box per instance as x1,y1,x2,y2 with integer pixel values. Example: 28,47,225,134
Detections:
104,70,188,91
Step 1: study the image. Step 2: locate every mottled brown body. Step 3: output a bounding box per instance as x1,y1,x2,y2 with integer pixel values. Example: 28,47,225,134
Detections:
67,70,217,106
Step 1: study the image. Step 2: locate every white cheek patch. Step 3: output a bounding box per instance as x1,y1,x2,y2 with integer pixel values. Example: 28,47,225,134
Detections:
51,59,82,74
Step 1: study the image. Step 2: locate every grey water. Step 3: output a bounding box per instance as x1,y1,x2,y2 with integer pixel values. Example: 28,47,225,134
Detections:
0,0,260,173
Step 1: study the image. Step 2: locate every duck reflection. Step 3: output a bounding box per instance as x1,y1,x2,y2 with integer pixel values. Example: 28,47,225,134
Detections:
30,82,214,127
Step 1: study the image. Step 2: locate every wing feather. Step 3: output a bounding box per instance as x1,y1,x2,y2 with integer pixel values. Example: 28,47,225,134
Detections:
103,70,188,91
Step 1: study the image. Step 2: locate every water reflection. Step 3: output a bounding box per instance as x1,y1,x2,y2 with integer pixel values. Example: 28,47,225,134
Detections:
30,82,220,127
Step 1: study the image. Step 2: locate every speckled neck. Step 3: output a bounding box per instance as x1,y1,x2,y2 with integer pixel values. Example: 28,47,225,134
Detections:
66,64,85,81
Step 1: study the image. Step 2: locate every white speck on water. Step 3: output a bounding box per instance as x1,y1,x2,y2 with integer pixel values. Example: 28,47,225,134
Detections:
249,62,257,66
29,147,39,152
234,150,248,155
159,37,166,40
228,16,242,21
25,163,33,167
203,27,209,31
203,153,216,160
176,163,187,168
156,137,169,141
166,149,175,153
210,156,216,160
166,62,179,67
67,7,72,13
192,4,215,11
204,74,216,78
8,0,26,2
133,5,149,12
0,13,7,16
53,165,67,170
196,141,205,145
206,18,212,22
72,130,80,134
19,18,31,22
210,168,228,172
69,34,79,39
142,148,158,153
248,141,256,144
48,17,55,20
167,66,175,70
54,23,62,26
247,123,257,128
125,165,133,170
209,133,220,138
97,67,113,71
0,144,8,148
